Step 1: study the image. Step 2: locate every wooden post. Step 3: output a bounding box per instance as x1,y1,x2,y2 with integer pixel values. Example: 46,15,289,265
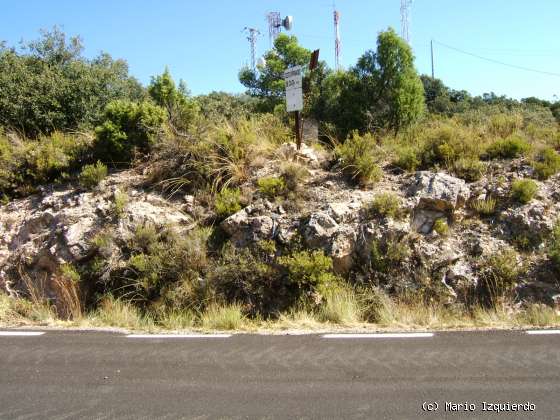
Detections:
295,110,302,150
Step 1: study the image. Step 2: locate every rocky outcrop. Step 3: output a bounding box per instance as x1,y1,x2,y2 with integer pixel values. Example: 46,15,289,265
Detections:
408,172,470,234
0,171,191,290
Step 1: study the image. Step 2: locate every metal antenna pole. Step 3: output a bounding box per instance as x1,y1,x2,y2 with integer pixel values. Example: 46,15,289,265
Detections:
431,39,435,78
244,27,260,71
266,12,281,47
333,6,341,71
400,0,412,43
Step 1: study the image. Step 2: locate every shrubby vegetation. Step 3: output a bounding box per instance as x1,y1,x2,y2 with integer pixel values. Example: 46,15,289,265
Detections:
2,26,560,330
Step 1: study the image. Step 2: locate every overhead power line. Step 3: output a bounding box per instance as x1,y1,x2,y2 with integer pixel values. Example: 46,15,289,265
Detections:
433,40,560,78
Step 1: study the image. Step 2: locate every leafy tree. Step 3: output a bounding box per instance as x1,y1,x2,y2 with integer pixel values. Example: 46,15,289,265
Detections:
148,68,199,131
0,27,144,137
239,34,312,112
353,28,425,133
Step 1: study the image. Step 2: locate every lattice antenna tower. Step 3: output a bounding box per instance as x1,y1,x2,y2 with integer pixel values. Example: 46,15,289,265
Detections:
400,0,413,43
267,12,281,46
243,27,261,71
333,6,341,70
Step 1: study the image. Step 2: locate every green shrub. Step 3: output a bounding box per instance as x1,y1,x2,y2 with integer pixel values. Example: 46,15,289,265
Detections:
78,161,107,189
488,113,523,138
112,190,129,218
418,122,480,168
94,100,166,164
208,242,281,316
452,157,485,182
257,176,286,199
511,179,538,204
280,162,308,192
335,132,383,187
370,236,410,273
369,192,403,219
484,135,531,159
532,147,560,180
480,249,523,305
471,197,496,216
214,187,242,218
549,220,560,268
393,145,420,172
278,250,341,297
433,218,449,235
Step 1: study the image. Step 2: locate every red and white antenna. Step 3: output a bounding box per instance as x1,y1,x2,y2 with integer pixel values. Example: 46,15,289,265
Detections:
333,6,341,70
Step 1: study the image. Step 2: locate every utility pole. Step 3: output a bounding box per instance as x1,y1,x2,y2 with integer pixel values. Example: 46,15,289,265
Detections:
431,39,435,78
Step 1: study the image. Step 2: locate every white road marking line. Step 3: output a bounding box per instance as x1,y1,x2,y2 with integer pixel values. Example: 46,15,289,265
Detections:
323,333,434,339
127,334,232,338
0,331,45,336
526,330,560,335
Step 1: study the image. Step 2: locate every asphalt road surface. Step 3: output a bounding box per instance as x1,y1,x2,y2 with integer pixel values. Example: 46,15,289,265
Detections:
1,329,559,419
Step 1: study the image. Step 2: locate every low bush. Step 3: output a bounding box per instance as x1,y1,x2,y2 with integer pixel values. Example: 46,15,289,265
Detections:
549,220,560,268
78,161,107,189
94,100,166,164
335,132,383,187
511,179,538,204
418,121,481,168
214,187,242,218
484,135,531,160
393,145,420,172
280,161,308,192
433,218,449,236
471,197,497,216
368,192,404,219
451,157,485,182
488,113,523,138
278,250,341,299
112,190,129,218
257,176,286,199
479,249,524,306
532,147,560,180
370,236,411,274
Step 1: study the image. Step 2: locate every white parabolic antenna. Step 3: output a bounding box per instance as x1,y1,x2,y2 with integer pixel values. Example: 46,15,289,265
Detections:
257,56,267,68
282,16,293,31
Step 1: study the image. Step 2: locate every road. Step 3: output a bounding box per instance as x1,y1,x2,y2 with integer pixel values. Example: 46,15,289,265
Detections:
0,329,559,419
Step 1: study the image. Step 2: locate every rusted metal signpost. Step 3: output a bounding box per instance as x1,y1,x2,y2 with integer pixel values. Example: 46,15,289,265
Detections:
284,49,319,151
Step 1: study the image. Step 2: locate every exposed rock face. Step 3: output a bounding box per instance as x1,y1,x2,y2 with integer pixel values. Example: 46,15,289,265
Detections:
1,154,559,310
501,200,559,244
408,172,470,234
221,207,274,246
409,171,470,211
0,171,191,291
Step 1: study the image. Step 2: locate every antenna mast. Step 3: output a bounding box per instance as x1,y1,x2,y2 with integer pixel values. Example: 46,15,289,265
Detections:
244,27,260,71
333,6,341,70
400,0,413,43
267,12,281,47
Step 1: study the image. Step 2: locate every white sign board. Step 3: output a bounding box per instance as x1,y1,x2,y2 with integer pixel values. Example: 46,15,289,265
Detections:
284,66,303,112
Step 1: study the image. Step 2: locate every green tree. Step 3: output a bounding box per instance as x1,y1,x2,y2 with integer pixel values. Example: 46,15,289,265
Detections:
148,68,199,132
353,28,425,133
239,34,312,112
0,27,144,137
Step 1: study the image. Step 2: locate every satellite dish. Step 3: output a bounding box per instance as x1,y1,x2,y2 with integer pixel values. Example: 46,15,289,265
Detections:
282,16,293,31
257,56,267,68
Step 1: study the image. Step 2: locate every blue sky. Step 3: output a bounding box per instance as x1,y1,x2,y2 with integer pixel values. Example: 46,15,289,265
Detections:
2,0,560,100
